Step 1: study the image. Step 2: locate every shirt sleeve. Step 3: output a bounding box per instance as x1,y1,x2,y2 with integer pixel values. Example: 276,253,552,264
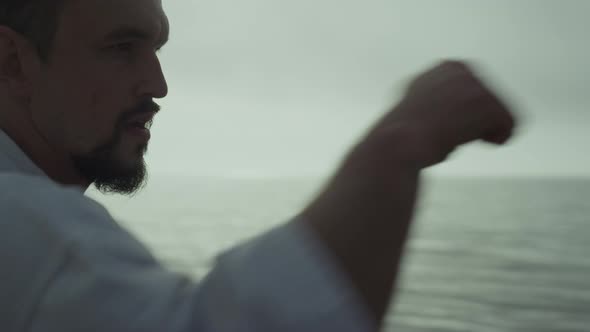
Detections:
190,219,376,331
23,190,375,331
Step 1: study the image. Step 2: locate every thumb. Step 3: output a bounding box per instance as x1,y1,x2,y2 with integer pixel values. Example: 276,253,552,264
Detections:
482,127,513,145
481,110,516,145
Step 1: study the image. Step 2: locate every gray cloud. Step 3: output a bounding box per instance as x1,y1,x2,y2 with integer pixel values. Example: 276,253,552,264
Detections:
149,0,589,178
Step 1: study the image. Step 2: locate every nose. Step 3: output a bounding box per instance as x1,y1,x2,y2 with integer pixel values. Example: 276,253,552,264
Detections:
136,53,168,99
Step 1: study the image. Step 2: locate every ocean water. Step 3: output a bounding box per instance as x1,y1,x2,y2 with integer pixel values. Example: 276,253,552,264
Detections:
89,176,590,331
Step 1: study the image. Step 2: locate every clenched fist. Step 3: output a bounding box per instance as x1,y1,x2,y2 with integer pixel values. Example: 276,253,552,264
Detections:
300,60,519,325
363,60,517,169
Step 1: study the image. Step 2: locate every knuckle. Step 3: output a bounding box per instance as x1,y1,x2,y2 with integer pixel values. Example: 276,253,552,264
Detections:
441,60,470,72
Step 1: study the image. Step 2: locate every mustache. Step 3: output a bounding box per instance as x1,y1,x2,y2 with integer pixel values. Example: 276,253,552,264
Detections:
86,100,160,157
120,100,161,129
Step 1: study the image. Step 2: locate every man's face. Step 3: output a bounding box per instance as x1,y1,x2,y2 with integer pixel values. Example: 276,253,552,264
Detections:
29,0,169,194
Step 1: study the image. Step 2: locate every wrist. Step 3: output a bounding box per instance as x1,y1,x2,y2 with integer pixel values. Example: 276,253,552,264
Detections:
356,119,433,173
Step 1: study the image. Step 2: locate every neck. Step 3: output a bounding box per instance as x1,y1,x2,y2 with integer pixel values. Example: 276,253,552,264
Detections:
0,116,91,191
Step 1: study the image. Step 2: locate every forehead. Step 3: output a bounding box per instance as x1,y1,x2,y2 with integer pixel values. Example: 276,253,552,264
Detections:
59,0,168,43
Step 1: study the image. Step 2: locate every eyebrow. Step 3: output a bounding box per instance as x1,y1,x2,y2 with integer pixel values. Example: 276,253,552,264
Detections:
105,25,169,48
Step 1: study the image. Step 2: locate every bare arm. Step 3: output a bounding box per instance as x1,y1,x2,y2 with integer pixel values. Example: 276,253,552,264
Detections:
300,129,421,321
298,61,517,325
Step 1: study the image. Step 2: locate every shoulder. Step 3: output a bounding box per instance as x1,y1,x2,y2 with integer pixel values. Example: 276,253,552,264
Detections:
0,175,114,324
0,173,112,232
0,173,118,255
0,173,105,209
0,173,154,260
0,173,160,280
0,174,185,331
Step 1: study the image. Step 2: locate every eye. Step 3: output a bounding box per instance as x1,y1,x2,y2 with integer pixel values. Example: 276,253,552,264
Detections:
109,42,135,53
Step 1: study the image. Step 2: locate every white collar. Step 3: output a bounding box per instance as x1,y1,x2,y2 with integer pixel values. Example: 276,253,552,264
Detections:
0,129,48,178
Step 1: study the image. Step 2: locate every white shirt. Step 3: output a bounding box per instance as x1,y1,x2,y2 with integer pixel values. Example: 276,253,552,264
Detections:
0,130,375,332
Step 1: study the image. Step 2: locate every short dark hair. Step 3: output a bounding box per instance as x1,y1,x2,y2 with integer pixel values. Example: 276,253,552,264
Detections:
0,0,68,61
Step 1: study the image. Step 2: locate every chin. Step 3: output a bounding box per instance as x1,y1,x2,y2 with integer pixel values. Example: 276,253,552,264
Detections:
92,159,148,196
74,151,148,196
116,140,148,166
118,154,145,172
74,131,150,195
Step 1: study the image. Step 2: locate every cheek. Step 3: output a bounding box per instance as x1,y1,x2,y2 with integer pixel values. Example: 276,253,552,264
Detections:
30,79,84,151
72,88,126,149
88,85,128,130
32,80,124,153
32,52,134,152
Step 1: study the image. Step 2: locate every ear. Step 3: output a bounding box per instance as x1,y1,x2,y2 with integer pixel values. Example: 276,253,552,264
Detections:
0,26,41,101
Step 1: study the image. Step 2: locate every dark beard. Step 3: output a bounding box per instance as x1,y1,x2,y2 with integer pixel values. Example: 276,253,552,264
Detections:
71,100,159,195
72,130,148,195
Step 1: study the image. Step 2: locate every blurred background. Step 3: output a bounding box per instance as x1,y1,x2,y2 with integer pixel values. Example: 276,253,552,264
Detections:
89,0,590,330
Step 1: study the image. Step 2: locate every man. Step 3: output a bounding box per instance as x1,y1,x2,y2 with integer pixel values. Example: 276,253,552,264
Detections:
0,0,516,331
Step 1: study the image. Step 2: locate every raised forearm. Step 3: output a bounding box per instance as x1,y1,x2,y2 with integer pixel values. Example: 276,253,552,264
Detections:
298,60,516,328
300,133,421,323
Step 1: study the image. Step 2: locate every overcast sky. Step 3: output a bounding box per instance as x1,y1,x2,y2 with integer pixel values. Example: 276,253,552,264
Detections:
146,0,589,178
